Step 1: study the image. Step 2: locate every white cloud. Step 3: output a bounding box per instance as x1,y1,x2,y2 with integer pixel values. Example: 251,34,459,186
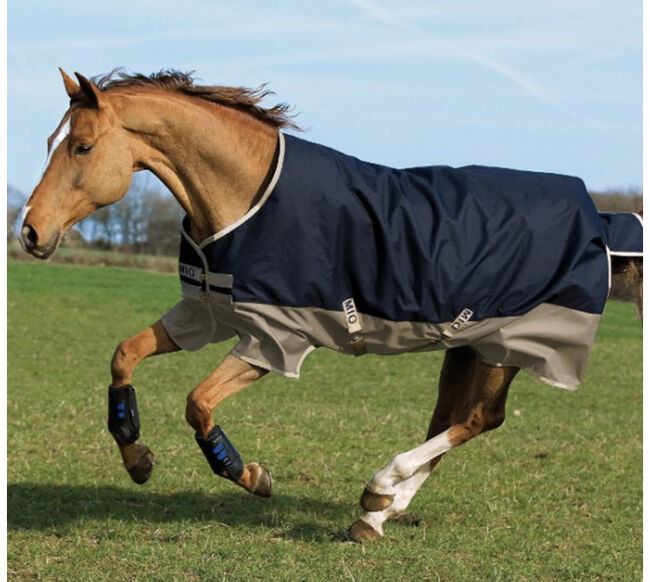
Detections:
346,0,615,126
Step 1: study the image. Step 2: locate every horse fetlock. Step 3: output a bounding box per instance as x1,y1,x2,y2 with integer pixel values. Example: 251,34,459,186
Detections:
368,454,415,493
120,442,154,484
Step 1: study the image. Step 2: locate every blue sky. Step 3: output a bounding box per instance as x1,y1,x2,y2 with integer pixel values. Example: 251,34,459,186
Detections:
7,0,642,198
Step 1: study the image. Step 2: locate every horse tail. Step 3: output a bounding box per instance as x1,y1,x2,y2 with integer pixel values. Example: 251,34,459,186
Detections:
611,208,643,318
624,255,643,318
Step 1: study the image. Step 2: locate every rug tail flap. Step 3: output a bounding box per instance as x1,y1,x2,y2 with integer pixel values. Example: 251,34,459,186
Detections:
599,212,643,256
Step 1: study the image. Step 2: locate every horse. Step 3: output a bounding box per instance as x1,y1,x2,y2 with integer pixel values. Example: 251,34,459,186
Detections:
17,69,643,542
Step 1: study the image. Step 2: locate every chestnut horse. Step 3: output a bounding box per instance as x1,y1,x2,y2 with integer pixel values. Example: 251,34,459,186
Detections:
17,69,642,542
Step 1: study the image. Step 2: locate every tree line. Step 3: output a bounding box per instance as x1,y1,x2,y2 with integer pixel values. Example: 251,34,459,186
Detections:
7,181,642,256
7,178,184,256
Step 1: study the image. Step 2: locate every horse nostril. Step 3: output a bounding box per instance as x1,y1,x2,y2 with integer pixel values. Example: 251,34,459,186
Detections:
21,224,38,251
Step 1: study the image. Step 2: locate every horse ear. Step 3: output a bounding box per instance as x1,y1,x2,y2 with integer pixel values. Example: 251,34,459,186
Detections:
59,68,79,98
74,72,104,109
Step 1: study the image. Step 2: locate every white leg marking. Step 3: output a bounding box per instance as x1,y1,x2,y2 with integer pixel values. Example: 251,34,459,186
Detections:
367,428,453,495
385,465,432,514
358,465,433,536
356,508,386,537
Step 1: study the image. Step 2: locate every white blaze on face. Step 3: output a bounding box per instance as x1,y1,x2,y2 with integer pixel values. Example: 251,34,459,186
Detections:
15,117,72,249
14,204,31,251
42,117,71,176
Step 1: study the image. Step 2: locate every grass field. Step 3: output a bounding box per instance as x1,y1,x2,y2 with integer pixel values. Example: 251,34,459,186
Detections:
7,260,642,581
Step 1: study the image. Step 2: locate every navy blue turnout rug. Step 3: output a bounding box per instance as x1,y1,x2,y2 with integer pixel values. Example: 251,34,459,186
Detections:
162,133,643,389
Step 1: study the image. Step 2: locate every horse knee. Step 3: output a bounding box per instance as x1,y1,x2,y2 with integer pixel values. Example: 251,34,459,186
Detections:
111,340,134,385
185,390,211,434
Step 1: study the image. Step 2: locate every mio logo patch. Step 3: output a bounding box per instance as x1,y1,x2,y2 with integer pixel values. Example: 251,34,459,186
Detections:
450,307,474,331
342,297,362,334
442,307,474,338
179,262,202,282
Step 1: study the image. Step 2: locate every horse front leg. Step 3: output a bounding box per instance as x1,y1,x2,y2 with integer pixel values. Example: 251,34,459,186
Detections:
110,320,180,483
185,355,273,497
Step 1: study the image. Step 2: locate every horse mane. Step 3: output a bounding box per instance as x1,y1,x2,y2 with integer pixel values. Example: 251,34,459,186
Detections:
92,68,299,130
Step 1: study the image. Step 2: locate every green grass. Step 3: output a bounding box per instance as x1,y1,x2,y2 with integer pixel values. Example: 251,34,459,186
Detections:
7,261,642,581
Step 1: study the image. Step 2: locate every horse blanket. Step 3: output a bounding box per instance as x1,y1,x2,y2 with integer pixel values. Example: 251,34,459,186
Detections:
162,133,643,389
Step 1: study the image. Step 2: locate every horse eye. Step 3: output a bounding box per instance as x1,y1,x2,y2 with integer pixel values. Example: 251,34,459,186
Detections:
74,144,94,156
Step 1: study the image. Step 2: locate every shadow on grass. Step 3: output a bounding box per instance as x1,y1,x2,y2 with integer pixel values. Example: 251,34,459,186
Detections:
7,482,353,542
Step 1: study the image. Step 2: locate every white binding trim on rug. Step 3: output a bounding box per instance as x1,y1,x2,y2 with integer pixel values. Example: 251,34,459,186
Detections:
606,246,612,294
607,212,643,257
230,343,316,379
608,250,643,257
538,375,574,390
198,131,286,248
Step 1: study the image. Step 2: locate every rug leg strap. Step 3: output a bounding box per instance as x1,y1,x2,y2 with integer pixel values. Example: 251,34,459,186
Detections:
195,425,244,481
108,384,140,446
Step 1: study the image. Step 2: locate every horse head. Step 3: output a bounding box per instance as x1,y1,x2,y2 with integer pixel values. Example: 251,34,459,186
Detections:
17,69,134,259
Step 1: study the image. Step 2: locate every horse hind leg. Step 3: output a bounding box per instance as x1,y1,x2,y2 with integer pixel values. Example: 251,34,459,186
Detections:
348,347,518,541
349,347,473,540
359,346,477,512
110,320,180,484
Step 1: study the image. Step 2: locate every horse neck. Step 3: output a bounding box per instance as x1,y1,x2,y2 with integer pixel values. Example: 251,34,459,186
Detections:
113,90,279,242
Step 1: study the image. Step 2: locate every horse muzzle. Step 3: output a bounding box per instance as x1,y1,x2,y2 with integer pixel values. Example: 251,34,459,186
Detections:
21,225,61,260
16,217,61,260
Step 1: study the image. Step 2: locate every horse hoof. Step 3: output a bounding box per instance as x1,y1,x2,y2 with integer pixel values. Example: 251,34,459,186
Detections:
126,445,154,485
360,487,394,511
346,519,383,543
246,462,273,497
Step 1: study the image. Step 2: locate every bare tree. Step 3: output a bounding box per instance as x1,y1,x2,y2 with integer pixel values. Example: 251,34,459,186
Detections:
590,188,642,212
145,194,184,255
76,176,182,254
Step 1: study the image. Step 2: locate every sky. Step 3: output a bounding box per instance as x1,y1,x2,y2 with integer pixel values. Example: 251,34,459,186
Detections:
7,0,643,199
